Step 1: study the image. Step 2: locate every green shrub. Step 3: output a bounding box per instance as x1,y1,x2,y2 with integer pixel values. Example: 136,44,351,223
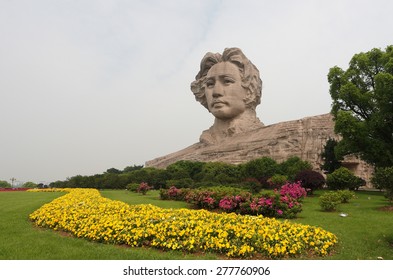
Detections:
372,167,393,204
337,190,356,203
326,167,364,190
126,183,140,192
319,192,342,211
268,174,288,188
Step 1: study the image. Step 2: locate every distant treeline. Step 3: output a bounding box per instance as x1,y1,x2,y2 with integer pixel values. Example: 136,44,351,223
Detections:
49,157,315,191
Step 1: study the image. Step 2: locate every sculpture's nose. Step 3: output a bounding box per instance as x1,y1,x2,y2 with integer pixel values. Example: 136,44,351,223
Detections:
212,82,224,98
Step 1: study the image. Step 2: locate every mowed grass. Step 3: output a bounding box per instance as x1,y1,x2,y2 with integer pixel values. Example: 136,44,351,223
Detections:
0,190,215,260
0,189,392,259
294,190,393,260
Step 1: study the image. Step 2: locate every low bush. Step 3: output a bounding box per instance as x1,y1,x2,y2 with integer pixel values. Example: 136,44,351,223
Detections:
268,174,288,189
126,183,140,192
159,186,191,201
336,190,356,203
319,192,342,211
136,182,152,195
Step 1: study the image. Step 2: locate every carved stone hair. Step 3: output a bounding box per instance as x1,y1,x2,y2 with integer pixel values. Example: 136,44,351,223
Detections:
191,47,262,110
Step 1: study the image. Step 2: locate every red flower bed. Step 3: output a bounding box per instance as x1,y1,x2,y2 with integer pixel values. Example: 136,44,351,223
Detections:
0,188,29,192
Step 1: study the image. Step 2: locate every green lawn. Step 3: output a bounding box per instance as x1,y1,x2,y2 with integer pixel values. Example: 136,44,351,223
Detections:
0,191,215,260
294,190,393,260
0,189,392,259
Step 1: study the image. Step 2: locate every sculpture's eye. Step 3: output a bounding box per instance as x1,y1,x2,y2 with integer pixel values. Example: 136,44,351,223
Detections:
223,77,234,85
206,79,215,88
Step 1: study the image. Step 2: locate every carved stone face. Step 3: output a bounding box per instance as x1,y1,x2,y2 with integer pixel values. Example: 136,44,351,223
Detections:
205,62,247,120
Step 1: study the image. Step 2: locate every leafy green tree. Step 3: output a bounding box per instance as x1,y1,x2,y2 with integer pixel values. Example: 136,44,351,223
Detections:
371,167,393,204
105,168,122,174
22,182,37,189
321,138,342,173
166,160,205,181
122,164,144,173
0,180,12,188
241,157,279,179
279,156,312,180
200,162,241,184
328,45,393,168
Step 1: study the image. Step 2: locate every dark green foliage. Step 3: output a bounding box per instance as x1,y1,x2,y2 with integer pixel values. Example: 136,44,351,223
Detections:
278,156,312,180
295,170,326,194
241,157,279,179
48,157,315,191
321,138,342,173
122,164,144,173
326,167,365,190
166,160,205,181
328,45,393,168
105,168,122,174
21,181,38,189
371,166,393,203
0,180,12,188
199,162,241,184
166,178,194,189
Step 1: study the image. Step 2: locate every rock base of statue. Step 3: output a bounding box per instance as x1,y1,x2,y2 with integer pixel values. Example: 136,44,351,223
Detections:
146,113,373,187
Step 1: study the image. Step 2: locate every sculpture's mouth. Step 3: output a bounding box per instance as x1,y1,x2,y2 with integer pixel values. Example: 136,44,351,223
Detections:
211,100,227,107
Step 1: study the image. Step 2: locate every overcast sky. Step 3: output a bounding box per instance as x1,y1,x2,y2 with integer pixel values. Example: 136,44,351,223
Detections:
1,0,392,184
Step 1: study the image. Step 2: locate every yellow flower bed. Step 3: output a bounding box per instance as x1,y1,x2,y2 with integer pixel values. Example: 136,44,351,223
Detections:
29,188,338,258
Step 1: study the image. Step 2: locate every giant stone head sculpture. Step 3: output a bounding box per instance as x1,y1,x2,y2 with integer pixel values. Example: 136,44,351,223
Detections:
191,48,263,144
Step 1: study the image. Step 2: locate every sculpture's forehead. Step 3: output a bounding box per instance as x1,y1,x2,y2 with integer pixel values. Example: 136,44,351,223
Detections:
206,62,241,78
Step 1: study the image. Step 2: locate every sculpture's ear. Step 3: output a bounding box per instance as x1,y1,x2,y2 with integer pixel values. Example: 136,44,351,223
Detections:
243,90,254,108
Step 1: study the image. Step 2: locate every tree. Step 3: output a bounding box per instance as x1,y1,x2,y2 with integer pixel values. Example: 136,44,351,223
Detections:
105,168,122,174
241,157,279,179
328,45,393,168
0,180,11,188
200,162,241,184
123,164,144,173
371,167,393,204
22,182,37,189
320,138,342,173
278,156,312,180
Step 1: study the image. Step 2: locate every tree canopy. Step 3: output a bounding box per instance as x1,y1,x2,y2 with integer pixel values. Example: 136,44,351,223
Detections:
328,45,393,167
